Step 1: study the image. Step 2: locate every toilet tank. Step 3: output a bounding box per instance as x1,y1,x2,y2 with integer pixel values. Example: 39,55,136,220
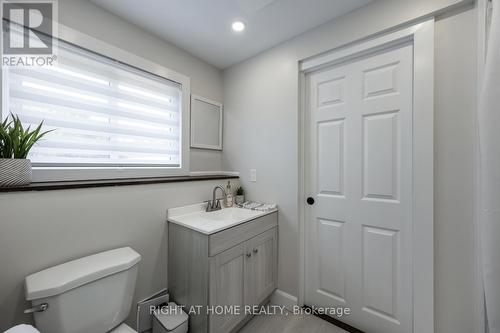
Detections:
25,247,141,333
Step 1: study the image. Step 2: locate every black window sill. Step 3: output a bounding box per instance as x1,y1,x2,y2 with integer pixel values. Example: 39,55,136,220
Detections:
0,174,239,193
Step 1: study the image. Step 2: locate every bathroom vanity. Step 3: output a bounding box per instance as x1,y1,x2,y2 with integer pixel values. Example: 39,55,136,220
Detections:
167,204,278,333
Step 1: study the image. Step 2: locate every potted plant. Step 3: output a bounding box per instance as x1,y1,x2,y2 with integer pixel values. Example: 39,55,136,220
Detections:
235,186,245,205
0,114,51,187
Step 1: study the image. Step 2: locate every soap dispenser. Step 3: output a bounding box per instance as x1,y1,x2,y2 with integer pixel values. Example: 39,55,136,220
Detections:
224,181,233,207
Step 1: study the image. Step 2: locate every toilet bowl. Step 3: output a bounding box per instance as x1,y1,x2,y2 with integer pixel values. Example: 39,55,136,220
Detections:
24,247,141,333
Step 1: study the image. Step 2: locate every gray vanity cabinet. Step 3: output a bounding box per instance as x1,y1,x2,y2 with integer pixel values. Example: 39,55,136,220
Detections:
246,228,278,306
210,227,277,333
168,211,278,333
209,242,247,333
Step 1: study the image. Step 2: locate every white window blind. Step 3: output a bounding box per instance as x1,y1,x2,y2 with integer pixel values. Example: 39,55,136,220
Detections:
2,39,182,168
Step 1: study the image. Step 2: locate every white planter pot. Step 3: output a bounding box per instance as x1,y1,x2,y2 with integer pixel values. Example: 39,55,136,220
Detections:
0,159,32,187
235,195,245,205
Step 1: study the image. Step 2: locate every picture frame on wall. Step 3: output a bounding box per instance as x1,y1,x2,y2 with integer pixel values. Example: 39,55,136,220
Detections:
190,95,223,151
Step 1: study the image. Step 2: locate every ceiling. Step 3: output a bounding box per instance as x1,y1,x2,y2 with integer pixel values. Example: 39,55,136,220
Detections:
90,0,372,69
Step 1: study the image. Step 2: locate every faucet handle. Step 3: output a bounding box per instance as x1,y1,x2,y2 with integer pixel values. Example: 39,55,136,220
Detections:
215,199,221,208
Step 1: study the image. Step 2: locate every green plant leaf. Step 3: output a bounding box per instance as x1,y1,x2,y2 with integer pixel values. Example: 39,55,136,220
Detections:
0,114,54,159
236,186,244,195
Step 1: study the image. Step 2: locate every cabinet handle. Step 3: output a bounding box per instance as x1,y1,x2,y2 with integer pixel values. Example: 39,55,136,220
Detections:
246,252,252,258
253,248,258,254
24,303,48,314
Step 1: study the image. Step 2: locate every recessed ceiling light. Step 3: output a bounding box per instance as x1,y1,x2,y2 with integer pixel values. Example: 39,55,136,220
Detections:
232,21,245,32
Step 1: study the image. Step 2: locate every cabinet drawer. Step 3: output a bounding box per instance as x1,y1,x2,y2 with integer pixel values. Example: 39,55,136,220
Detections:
209,212,277,257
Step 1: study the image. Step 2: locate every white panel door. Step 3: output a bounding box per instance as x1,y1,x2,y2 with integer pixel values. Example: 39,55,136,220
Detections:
305,43,413,333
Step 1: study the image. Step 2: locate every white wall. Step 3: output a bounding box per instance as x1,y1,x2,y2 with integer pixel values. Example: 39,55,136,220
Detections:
58,0,224,172
222,0,477,332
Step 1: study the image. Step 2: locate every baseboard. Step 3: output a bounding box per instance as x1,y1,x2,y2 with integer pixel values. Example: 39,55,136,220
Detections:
270,291,364,333
189,171,240,177
303,306,366,333
270,289,298,311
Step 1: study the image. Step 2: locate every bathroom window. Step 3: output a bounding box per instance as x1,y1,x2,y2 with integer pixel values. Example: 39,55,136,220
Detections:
1,34,190,181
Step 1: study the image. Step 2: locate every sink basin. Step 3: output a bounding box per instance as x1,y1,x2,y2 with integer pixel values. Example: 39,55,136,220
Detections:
201,207,260,221
167,204,277,235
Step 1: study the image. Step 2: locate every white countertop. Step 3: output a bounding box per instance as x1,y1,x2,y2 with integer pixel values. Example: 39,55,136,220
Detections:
167,203,277,235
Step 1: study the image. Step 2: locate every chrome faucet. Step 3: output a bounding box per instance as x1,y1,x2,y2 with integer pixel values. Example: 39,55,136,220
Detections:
206,185,227,212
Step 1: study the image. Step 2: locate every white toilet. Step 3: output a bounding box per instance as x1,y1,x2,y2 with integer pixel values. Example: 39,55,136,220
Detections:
23,247,141,333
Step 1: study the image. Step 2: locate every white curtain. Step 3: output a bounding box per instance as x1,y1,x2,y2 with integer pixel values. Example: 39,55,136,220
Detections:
479,0,500,332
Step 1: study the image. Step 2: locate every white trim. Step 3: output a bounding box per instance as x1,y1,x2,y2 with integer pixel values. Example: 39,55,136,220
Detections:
411,19,434,333
298,19,435,333
189,171,239,177
190,94,223,151
270,289,298,312
297,69,307,308
300,22,428,72
2,22,191,181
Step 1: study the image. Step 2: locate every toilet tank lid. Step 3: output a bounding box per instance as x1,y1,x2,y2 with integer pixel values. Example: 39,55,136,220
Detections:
25,247,141,301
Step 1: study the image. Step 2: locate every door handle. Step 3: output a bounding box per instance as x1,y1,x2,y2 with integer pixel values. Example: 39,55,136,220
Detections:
246,252,252,258
253,248,258,254
307,197,315,205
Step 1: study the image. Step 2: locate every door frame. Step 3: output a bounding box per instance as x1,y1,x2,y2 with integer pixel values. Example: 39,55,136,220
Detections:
298,19,435,333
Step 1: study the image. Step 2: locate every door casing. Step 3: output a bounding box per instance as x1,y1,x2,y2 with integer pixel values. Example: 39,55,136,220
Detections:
298,19,435,333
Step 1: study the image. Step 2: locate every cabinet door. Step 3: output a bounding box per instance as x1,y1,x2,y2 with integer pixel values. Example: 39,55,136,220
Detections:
209,243,247,333
246,228,278,306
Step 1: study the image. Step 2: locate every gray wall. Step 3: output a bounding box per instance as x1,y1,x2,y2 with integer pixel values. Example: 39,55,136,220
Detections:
0,0,478,332
222,0,477,332
58,0,223,172
0,179,239,331
0,0,230,331
435,7,476,333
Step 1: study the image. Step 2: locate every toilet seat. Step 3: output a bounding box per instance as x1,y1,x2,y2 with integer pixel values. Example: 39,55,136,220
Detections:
5,322,136,333
109,323,137,333
3,325,40,333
